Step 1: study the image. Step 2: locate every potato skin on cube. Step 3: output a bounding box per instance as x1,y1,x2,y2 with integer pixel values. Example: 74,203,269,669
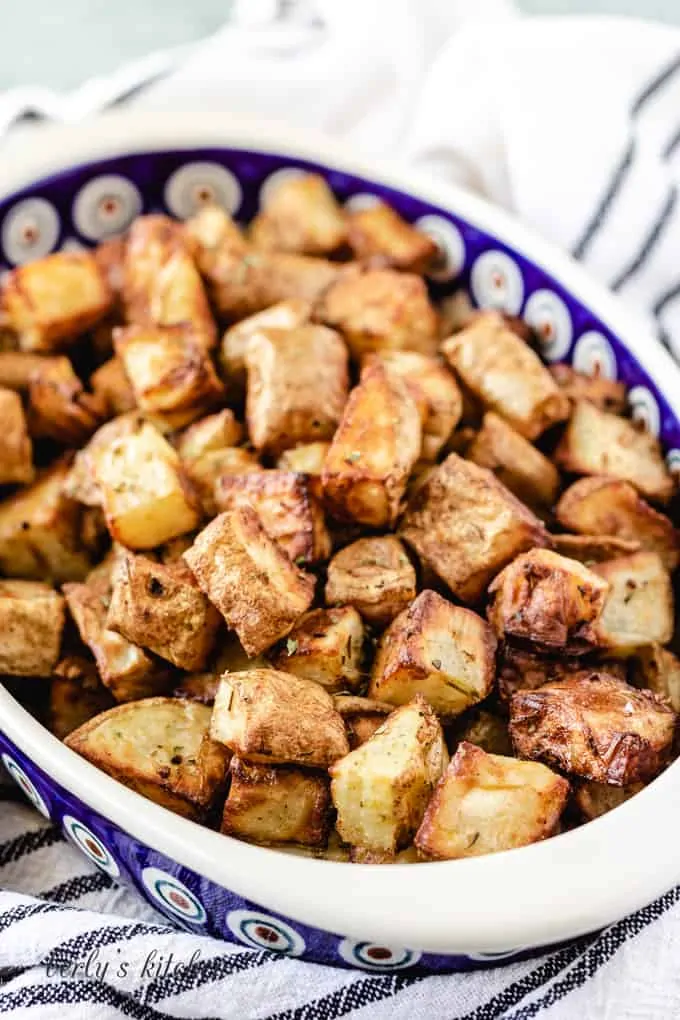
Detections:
28,356,106,446
347,201,437,273
271,606,365,692
0,387,33,484
415,742,569,860
325,535,416,627
90,358,137,416
467,412,560,511
497,645,626,703
573,779,644,821
0,579,65,677
549,363,627,414
509,671,676,785
334,695,393,748
591,551,674,651
551,533,641,564
250,172,347,256
220,298,312,390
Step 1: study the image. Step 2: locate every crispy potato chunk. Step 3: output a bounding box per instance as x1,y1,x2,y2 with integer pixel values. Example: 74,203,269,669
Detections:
400,453,549,604
330,696,447,853
211,668,349,766
176,410,243,460
184,203,248,273
245,325,348,455
317,268,439,359
325,535,416,626
592,552,674,650
334,694,393,748
106,552,221,671
184,507,315,655
322,360,421,528
28,356,106,445
487,549,610,653
123,215,216,349
467,412,560,511
442,312,569,439
632,644,680,712
221,756,331,847
415,742,569,860
555,400,674,504
64,413,139,507
0,461,91,581
551,534,641,563
0,387,33,483
556,477,679,569
48,656,115,740
90,357,137,416
370,590,496,718
2,252,113,353
510,671,676,784
452,710,513,757
347,201,436,273
66,698,230,821
220,298,311,391
250,173,347,256
0,579,64,676
549,363,627,414
114,325,223,414
271,606,365,693
277,442,330,500
183,447,262,518
498,645,626,703
215,470,330,565
0,351,53,392
573,780,644,820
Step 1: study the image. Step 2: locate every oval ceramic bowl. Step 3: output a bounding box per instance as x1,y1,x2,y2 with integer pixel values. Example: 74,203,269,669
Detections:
1,112,680,974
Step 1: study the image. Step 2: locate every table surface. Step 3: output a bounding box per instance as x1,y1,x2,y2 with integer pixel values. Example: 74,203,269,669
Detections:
1,0,678,93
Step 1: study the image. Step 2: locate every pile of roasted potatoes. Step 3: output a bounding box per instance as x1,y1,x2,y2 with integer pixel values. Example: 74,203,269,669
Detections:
1,172,679,864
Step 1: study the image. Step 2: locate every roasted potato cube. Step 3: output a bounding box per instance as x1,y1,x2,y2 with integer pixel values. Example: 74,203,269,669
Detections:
28,356,106,445
452,710,513,757
0,351,53,392
48,656,115,739
245,325,348,455
271,606,365,693
183,447,262,517
573,779,644,820
325,535,416,627
0,579,64,676
277,442,330,500
220,298,311,391
498,645,626,703
592,552,674,650
555,400,674,504
66,697,230,820
215,470,330,565
347,201,436,273
370,590,496,718
549,363,627,414
321,360,421,528
64,413,140,507
556,477,679,569
211,668,349,767
63,577,170,702
415,742,569,860
487,549,610,653
90,357,137,416
437,290,476,336
330,695,447,853
551,533,641,563
2,252,113,353
106,552,221,671
94,236,126,300
317,267,439,359
333,694,393,748
250,173,347,256
0,387,33,483
400,453,549,604
184,203,248,274
0,461,91,582
176,409,243,461
183,507,315,656
511,671,676,784
632,644,680,711
91,418,200,549
221,756,331,847
173,671,221,705
467,412,560,510
123,215,216,349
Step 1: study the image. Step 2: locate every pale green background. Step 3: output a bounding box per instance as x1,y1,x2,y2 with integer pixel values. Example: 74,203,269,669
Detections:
0,0,678,92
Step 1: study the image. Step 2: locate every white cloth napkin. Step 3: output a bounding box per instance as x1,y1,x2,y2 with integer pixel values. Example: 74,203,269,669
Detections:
3,1,680,1017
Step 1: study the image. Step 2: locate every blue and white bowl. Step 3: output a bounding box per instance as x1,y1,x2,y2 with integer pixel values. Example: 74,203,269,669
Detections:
1,112,680,973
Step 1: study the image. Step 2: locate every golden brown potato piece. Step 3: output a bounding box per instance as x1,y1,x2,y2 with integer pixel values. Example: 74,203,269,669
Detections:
106,552,221,671
467,412,560,511
250,173,347,256
592,552,674,651
221,756,331,847
64,413,140,507
211,668,349,767
347,201,436,273
0,351,53,392
549,363,627,415
176,409,243,460
551,534,641,563
28,356,106,445
510,671,676,784
400,453,549,604
497,645,626,703
0,387,33,483
94,236,126,301
114,324,223,414
441,312,569,439
245,325,348,456
215,469,330,565
66,697,230,821
277,442,330,500
317,267,439,359
220,298,312,392
0,461,91,582
437,290,476,336
333,694,393,748
452,710,513,757
330,695,447,854
183,506,315,656
90,357,137,416
325,535,416,627
183,447,262,518
415,742,569,860
573,779,644,820
322,360,421,528
123,215,216,349
2,252,113,353
0,579,64,676
370,590,496,718
631,644,680,712
173,671,221,705
555,400,674,505
184,203,248,274
556,477,679,569
48,656,116,740
271,606,365,693
487,548,610,653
